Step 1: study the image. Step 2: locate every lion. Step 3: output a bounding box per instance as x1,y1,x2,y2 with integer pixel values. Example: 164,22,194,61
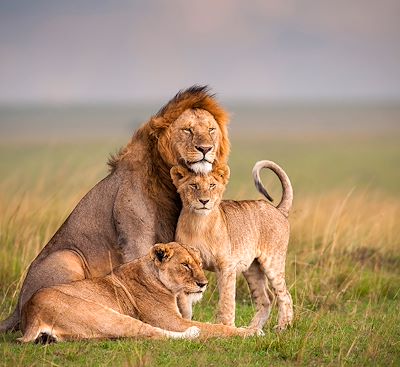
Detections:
171,160,294,331
0,86,230,333
18,242,261,343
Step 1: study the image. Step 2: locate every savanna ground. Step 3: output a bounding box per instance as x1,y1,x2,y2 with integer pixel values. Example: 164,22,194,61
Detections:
0,104,399,366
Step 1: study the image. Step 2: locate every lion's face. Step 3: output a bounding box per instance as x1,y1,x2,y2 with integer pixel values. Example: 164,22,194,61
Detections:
170,164,230,216
159,109,221,174
151,242,208,295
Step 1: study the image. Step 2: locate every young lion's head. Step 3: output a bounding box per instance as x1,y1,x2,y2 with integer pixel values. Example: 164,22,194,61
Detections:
170,164,230,215
149,86,229,174
150,242,208,295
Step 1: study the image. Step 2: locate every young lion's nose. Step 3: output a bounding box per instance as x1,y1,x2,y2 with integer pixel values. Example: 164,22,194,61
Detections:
199,199,209,205
195,145,212,155
196,281,208,288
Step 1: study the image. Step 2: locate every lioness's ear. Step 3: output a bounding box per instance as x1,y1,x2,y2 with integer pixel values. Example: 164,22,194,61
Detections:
213,164,230,185
170,165,189,187
151,244,174,265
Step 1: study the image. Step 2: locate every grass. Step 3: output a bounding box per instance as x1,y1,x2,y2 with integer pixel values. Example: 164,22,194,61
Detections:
1,132,400,366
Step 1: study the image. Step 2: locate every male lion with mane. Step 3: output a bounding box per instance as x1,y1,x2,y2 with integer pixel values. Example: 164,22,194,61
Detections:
19,243,260,343
1,85,230,333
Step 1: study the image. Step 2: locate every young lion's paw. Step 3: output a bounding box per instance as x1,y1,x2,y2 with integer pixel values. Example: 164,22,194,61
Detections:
183,326,201,339
273,323,291,333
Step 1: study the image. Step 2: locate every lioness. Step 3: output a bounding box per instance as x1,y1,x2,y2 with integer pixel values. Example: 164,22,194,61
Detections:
19,242,260,342
1,86,230,332
171,161,293,330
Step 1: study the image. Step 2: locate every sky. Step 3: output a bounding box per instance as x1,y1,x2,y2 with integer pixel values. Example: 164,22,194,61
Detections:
0,0,399,103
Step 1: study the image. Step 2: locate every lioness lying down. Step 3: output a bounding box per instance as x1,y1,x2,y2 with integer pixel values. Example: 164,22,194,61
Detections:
171,161,293,331
19,242,260,343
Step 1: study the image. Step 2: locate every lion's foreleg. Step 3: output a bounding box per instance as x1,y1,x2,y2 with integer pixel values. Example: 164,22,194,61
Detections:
157,314,261,339
90,312,198,340
216,268,236,326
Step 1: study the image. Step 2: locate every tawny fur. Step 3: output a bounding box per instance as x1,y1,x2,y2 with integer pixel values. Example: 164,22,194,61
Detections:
18,243,260,343
171,161,294,330
0,85,230,333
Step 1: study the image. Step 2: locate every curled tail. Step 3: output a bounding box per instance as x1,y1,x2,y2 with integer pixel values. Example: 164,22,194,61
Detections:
0,307,20,333
252,160,293,217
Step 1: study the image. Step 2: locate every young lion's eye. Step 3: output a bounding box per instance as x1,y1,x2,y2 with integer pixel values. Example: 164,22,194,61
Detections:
189,183,198,190
183,128,193,134
182,263,191,271
209,183,216,190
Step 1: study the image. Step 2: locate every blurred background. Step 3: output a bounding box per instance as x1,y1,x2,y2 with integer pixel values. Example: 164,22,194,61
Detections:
1,0,399,190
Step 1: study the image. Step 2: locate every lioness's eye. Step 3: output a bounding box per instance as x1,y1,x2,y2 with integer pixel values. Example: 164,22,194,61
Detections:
189,183,198,190
183,128,193,134
182,263,191,271
209,183,216,190
209,127,216,133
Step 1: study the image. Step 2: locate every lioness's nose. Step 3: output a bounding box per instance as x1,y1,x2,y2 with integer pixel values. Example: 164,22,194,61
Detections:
195,145,212,155
196,281,208,288
199,199,209,205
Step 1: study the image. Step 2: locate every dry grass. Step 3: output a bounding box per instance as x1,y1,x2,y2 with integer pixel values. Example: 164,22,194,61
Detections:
0,137,399,366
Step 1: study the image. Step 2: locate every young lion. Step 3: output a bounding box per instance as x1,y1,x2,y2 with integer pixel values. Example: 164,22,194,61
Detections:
171,161,293,330
19,242,260,343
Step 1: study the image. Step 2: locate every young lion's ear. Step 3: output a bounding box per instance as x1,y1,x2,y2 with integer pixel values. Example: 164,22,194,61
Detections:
170,165,189,187
151,243,174,265
213,164,230,185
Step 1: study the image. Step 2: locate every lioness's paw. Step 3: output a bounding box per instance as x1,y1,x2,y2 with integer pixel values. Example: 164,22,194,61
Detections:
239,327,264,337
183,326,200,339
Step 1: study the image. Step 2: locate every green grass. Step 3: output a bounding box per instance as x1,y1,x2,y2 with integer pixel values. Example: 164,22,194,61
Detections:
1,133,400,366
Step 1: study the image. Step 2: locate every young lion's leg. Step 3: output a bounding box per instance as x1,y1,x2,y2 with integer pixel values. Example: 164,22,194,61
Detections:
259,255,293,330
216,268,237,326
176,292,193,319
243,260,272,329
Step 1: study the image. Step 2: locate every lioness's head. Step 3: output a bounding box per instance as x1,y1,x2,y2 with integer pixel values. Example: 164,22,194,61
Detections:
149,86,229,174
150,242,208,295
170,164,230,215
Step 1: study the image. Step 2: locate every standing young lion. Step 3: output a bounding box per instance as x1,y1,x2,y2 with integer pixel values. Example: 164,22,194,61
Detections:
171,161,293,330
1,85,230,333
19,242,260,342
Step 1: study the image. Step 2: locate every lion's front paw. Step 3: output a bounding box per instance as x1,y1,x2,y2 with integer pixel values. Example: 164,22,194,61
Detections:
239,327,264,337
273,322,291,333
183,326,200,339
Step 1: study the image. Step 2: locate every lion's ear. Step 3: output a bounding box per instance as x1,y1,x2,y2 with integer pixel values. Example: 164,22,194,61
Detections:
149,116,168,138
213,164,230,185
170,165,190,187
151,244,174,265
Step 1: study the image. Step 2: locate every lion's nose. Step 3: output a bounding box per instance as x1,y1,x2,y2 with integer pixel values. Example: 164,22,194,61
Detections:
195,145,212,155
196,281,208,288
199,199,209,205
